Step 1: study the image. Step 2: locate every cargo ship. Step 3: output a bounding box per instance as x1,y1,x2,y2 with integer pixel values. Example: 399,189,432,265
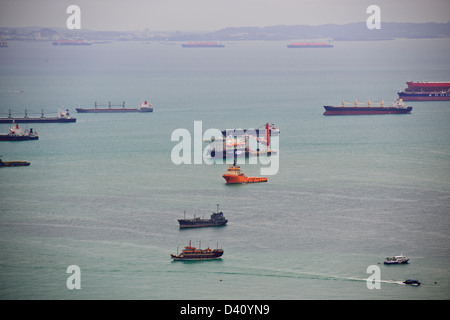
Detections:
287,42,333,48
75,101,153,113
181,42,224,48
0,123,38,141
0,109,76,123
0,158,30,167
323,99,412,115
170,241,224,261
52,40,91,46
178,205,228,228
398,81,450,101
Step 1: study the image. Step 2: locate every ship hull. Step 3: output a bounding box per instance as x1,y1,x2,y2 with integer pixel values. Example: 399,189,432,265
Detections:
178,221,227,228
223,174,268,184
170,250,224,261
0,117,76,123
287,44,333,48
75,108,152,113
0,135,38,141
0,160,30,167
398,92,450,101
323,106,412,115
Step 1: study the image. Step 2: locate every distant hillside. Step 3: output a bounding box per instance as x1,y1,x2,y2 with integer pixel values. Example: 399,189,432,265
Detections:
1,21,449,42
199,21,450,41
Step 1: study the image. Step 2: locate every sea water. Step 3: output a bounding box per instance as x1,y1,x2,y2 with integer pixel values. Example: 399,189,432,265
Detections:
0,39,449,300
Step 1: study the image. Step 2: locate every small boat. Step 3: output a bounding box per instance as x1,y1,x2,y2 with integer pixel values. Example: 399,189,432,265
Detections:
170,241,224,261
403,279,420,286
384,254,409,264
0,123,38,141
178,204,228,228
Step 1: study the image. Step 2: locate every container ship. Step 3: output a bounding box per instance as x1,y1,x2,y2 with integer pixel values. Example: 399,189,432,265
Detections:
170,241,224,261
323,99,412,115
181,42,224,48
75,101,153,113
0,109,76,123
287,42,333,48
397,81,450,101
178,205,228,228
0,123,38,141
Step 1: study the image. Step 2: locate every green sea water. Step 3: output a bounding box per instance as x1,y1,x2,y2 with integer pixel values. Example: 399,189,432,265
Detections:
0,39,449,300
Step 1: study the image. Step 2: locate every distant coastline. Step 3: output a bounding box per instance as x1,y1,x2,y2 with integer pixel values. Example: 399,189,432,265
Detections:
1,21,449,42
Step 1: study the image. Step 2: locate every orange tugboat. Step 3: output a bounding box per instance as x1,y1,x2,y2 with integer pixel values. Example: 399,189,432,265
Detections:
222,158,268,184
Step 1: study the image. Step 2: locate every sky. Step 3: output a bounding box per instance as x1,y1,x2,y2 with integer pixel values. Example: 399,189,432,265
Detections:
0,0,449,32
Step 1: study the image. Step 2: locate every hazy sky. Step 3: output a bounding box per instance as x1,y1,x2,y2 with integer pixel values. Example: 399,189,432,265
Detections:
1,0,449,31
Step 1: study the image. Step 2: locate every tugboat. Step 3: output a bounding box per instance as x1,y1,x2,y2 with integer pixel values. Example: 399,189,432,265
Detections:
0,123,38,141
170,241,224,261
403,279,421,286
178,204,228,228
222,152,268,184
384,254,409,264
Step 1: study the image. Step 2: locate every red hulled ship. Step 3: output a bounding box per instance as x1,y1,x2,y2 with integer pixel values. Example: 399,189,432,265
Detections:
398,81,450,101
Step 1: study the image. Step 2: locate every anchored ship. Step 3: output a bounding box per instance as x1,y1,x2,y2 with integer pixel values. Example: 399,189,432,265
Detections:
398,81,450,101
287,42,333,48
75,101,153,113
0,123,38,141
0,109,76,123
0,157,30,167
323,99,412,115
178,204,228,228
222,155,268,184
52,40,91,46
170,241,224,261
182,42,224,48
207,123,279,160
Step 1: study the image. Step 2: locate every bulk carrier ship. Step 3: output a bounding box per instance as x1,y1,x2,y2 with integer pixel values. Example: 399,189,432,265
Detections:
397,81,450,101
323,99,412,115
76,101,153,113
0,109,76,123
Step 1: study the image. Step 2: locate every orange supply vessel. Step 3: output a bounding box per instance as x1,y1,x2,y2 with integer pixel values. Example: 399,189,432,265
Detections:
222,160,268,184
